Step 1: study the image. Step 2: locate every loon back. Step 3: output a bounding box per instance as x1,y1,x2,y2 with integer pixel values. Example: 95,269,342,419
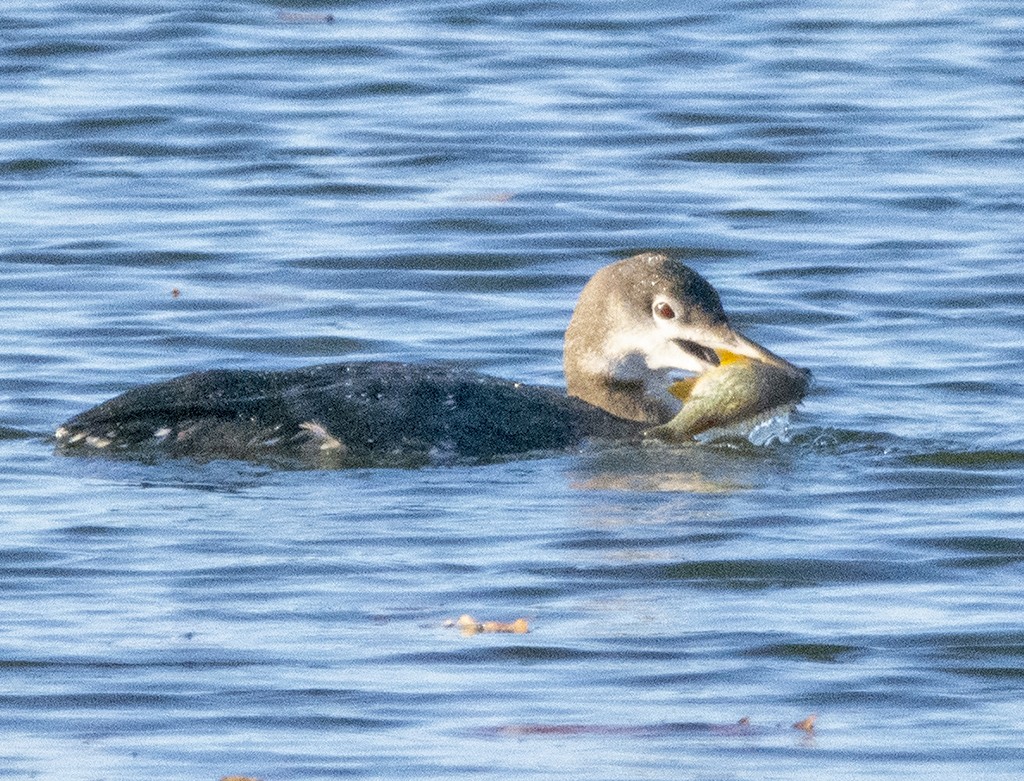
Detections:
55,362,641,467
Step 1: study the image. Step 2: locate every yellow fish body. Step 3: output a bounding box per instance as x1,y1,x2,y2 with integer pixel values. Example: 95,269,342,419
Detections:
646,350,809,441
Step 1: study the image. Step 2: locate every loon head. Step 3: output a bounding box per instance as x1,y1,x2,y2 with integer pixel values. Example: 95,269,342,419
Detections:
563,252,807,424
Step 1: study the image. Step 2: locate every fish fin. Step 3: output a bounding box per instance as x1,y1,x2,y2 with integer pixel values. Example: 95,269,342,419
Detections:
668,378,699,401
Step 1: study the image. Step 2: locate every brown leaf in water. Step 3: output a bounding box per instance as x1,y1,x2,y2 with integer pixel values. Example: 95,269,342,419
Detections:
448,614,529,635
792,713,817,733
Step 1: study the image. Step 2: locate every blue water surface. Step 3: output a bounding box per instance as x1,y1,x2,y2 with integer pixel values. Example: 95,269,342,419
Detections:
2,1,1024,779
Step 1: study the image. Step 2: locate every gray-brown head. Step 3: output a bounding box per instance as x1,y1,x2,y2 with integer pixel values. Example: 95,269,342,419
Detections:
563,252,806,424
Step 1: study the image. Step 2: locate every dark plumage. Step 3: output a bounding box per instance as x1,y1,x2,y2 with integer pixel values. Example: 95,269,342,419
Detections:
57,363,639,467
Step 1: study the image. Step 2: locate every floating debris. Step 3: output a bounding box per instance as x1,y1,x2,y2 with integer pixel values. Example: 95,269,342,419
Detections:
792,713,817,733
277,11,335,23
444,614,530,635
487,714,816,738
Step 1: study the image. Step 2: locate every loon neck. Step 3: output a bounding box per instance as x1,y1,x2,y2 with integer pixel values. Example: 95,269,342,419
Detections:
565,364,674,424
563,302,676,425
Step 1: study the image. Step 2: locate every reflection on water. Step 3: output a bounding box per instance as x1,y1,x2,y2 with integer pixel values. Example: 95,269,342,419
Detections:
571,471,746,494
570,443,753,494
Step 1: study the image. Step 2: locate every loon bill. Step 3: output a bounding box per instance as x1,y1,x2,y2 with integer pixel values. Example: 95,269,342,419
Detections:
55,252,809,467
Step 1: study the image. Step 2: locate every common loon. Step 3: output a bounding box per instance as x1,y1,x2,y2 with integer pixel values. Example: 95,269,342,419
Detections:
55,253,808,467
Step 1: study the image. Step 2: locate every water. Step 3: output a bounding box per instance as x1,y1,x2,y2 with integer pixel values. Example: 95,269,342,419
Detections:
3,0,1024,778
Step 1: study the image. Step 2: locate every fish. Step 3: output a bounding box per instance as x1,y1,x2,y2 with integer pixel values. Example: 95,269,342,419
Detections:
646,350,809,441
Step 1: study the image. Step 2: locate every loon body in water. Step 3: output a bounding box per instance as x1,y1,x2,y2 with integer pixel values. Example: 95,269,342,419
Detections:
55,253,808,467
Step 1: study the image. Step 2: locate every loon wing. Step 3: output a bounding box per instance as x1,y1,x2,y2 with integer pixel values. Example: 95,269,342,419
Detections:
55,362,638,467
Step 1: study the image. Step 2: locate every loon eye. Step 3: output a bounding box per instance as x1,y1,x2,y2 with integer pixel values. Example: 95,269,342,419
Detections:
653,301,676,320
